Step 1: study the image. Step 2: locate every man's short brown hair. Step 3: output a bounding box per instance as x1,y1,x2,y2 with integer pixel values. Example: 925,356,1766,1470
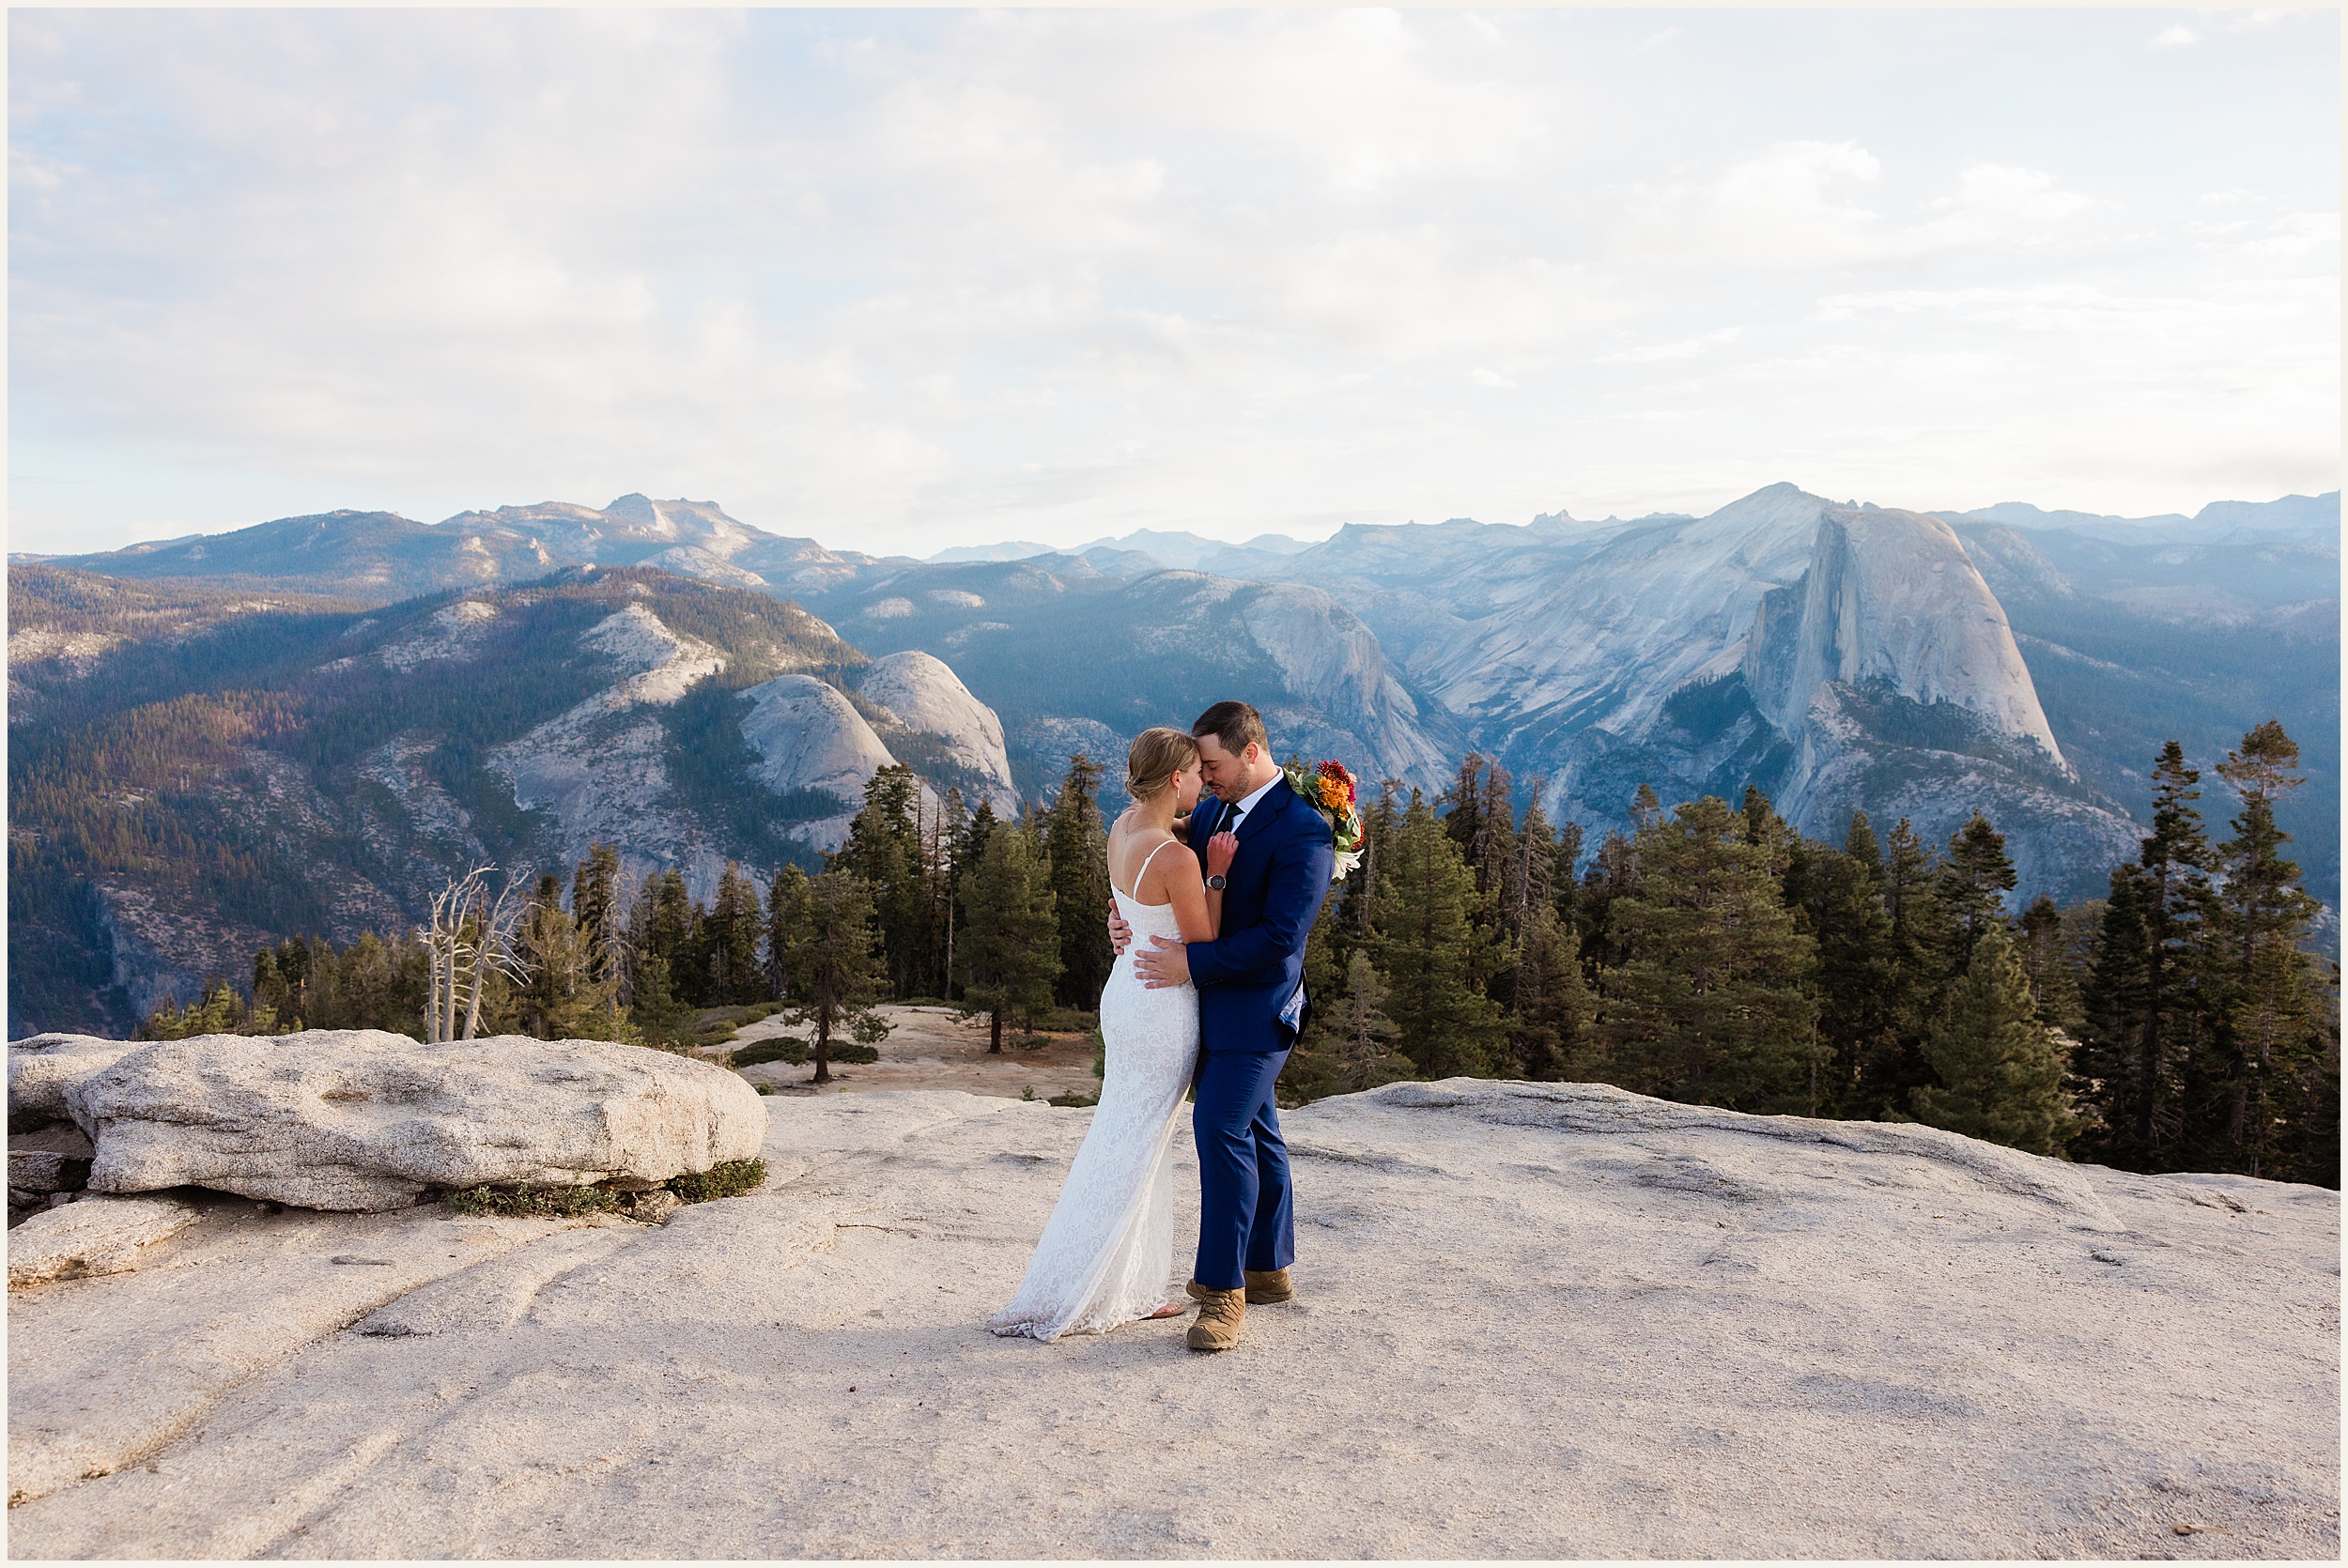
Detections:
1192,699,1268,758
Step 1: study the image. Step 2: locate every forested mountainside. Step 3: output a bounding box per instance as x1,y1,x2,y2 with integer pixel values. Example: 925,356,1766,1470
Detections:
14,484,2334,1039
7,565,1022,1036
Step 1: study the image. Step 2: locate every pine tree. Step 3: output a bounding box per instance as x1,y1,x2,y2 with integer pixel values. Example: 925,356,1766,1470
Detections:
1444,754,1520,905
143,979,254,1039
839,764,927,1001
926,787,967,1001
1738,786,1796,881
251,948,296,1030
1938,811,2018,954
627,955,695,1050
1552,815,1585,929
778,869,893,1085
1603,795,1823,1113
1357,780,1402,940
765,864,808,1003
2075,869,2157,1167
635,869,697,1009
1334,950,1409,1093
1873,817,1954,1115
945,799,1000,1002
1373,795,1507,1080
1844,810,1883,881
2014,895,2085,1035
706,862,765,1005
1913,928,2077,1157
1785,838,1900,1117
2206,721,2331,1178
1507,901,1599,1081
571,844,626,989
956,821,1060,1052
1577,829,1641,974
2137,743,2221,1145
516,872,620,1039
1044,755,1114,1009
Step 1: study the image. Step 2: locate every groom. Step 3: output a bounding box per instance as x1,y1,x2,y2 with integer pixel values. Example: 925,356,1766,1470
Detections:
1119,699,1335,1352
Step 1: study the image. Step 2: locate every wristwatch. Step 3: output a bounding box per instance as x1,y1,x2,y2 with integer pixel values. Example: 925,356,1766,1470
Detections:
1205,874,1228,890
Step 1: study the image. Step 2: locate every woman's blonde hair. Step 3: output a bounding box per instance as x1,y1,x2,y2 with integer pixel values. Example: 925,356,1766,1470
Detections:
1126,726,1200,803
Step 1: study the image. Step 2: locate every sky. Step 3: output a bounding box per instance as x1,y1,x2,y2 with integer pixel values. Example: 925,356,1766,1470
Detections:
8,6,2340,559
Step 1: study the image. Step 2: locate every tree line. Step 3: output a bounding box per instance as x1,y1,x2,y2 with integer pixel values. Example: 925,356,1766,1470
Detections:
155,721,2337,1187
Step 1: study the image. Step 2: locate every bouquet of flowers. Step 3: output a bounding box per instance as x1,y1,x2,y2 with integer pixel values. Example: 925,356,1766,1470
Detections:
1285,759,1366,883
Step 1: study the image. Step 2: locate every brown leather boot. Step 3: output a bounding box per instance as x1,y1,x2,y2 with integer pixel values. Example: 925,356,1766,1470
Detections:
1244,1268,1294,1304
1188,1270,1296,1306
1185,1284,1245,1351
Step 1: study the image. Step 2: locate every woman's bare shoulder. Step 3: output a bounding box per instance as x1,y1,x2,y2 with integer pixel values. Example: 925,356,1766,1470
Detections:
1141,837,1199,881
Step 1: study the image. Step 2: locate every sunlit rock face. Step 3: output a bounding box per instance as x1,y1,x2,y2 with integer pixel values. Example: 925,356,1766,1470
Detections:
854,650,1022,818
736,673,899,852
1743,505,2062,764
1277,484,2138,897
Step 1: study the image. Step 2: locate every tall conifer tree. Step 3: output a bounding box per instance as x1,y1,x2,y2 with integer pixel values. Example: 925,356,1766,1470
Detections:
1043,755,1114,1008
1913,928,2077,1156
957,822,1060,1052
1507,901,1599,1081
1785,838,1900,1117
1603,796,1823,1113
1938,812,2018,955
778,869,893,1085
1373,796,1507,1079
840,765,928,1001
2205,722,2330,1177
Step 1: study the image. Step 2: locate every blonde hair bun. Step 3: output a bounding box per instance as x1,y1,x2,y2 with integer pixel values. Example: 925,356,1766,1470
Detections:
1126,727,1200,803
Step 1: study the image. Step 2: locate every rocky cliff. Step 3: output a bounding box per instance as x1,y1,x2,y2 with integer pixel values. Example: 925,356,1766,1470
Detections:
852,650,1023,818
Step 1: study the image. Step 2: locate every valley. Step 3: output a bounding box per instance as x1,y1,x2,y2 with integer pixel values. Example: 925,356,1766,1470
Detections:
9,484,2337,1039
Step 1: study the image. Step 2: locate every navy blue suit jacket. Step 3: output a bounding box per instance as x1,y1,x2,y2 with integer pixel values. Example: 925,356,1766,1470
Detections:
1182,776,1336,1054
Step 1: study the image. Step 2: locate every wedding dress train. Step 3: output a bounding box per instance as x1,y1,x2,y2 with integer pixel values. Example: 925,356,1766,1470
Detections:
989,869,1200,1341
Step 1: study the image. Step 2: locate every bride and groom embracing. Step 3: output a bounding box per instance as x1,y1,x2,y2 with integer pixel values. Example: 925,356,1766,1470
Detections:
989,699,1337,1353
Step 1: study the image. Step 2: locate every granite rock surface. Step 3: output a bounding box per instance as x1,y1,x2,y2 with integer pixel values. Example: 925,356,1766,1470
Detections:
16,1030,766,1212
4,1080,2336,1558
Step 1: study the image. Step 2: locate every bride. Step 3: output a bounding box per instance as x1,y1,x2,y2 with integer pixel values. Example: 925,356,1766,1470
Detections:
989,727,1237,1341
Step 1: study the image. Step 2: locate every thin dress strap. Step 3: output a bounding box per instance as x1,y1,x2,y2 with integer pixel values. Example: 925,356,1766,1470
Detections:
1119,836,1180,901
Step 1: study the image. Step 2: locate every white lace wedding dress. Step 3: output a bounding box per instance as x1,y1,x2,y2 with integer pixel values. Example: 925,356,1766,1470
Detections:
989,860,1200,1341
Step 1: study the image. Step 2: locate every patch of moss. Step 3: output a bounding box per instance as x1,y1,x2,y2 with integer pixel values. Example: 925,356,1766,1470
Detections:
669,1158,767,1204
445,1182,627,1220
446,1157,769,1218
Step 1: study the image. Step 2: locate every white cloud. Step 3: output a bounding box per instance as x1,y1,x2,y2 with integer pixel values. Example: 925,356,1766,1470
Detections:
6,7,2337,553
2151,25,2200,49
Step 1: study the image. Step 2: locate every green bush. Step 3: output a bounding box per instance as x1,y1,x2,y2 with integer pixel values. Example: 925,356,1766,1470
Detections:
669,1158,767,1203
730,1038,880,1069
730,1038,808,1068
1048,1089,1100,1108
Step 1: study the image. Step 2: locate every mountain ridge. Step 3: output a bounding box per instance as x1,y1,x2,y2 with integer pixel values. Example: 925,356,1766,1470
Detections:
12,483,2335,1038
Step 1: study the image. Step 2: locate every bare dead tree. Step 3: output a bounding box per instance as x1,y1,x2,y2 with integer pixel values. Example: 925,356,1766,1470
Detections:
420,866,536,1041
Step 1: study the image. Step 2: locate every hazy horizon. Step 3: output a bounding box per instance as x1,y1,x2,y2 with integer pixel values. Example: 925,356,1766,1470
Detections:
10,8,2339,558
